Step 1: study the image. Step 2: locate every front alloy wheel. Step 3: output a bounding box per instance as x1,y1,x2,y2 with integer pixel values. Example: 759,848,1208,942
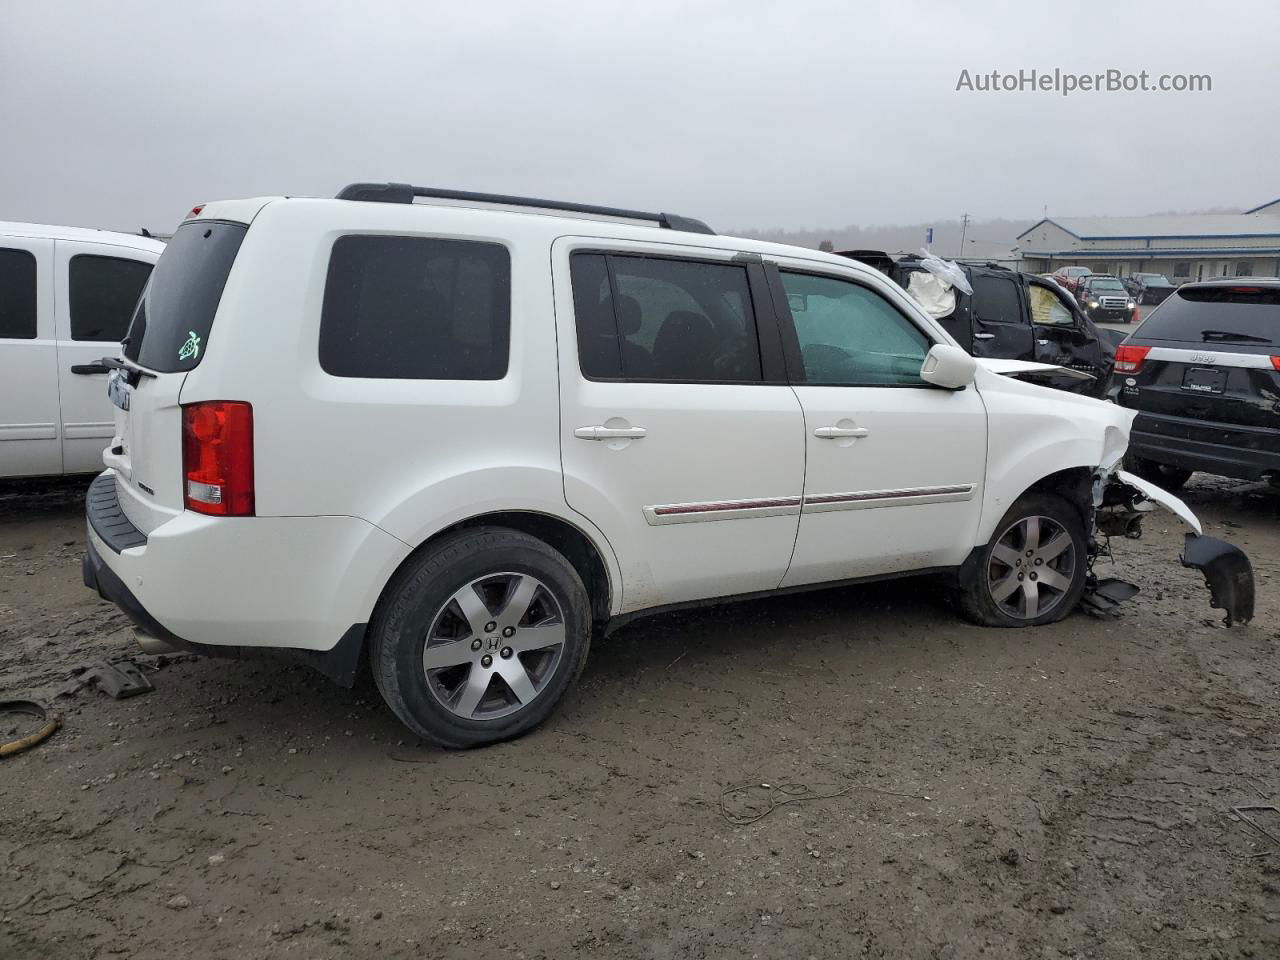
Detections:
986,515,1076,620
955,492,1088,627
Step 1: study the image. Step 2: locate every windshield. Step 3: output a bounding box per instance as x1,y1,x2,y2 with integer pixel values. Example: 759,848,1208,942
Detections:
123,220,247,372
1089,279,1126,292
1137,285,1279,344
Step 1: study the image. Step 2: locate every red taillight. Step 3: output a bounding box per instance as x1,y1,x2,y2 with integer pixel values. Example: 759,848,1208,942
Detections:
181,402,254,516
187,204,205,218
1272,356,1280,371
1114,344,1151,374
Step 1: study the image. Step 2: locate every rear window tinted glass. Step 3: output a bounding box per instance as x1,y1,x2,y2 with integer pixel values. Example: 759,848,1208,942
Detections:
0,247,37,339
972,274,1022,325
571,253,761,382
320,235,510,380
570,253,623,378
69,255,152,342
1138,285,1280,344
124,220,247,371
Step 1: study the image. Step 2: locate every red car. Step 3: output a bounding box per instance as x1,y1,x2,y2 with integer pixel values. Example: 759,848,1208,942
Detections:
1051,265,1092,297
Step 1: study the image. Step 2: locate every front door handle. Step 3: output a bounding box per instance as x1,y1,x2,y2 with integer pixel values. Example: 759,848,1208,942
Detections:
574,425,647,441
814,425,870,440
973,333,996,341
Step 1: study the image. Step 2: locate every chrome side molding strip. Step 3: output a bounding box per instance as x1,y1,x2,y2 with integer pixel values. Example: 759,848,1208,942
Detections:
644,484,976,525
643,496,802,525
801,483,976,514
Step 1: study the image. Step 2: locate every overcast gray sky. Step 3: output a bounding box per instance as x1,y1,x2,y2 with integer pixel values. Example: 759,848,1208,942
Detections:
3,0,1277,235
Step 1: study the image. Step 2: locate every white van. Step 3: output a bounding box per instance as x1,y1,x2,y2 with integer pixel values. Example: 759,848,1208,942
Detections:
0,222,165,477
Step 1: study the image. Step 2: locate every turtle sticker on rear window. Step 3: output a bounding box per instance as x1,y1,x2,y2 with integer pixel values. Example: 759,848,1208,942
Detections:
178,330,201,361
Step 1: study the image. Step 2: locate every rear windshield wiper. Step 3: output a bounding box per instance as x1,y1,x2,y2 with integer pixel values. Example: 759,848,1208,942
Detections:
100,355,157,383
1201,329,1272,344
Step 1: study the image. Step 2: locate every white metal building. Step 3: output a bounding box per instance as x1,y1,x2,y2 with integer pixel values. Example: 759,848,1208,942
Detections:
1018,198,1280,282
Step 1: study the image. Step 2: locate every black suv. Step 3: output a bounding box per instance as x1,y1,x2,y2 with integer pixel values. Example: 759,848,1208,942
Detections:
1114,279,1280,489
1132,272,1176,305
840,252,1115,395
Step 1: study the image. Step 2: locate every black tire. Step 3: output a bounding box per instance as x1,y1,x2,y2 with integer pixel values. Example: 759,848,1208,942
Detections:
955,492,1089,628
369,527,591,749
1124,455,1193,492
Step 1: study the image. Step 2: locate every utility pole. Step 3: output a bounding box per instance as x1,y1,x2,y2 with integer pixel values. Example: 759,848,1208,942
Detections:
959,213,970,258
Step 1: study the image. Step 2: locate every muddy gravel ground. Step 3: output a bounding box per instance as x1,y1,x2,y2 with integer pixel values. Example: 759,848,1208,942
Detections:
1,476,1277,960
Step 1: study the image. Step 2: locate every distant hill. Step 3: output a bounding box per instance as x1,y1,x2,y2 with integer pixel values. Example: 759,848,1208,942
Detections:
733,217,1034,259
733,207,1246,257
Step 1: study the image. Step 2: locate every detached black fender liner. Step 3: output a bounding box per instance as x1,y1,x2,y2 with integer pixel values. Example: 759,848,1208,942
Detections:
1181,534,1255,626
82,538,366,686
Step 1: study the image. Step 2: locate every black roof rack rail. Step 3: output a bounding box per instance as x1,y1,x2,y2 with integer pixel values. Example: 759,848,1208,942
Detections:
334,182,715,235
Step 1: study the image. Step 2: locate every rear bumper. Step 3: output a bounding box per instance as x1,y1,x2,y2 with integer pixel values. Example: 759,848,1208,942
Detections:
1129,412,1280,481
83,537,368,684
83,470,412,682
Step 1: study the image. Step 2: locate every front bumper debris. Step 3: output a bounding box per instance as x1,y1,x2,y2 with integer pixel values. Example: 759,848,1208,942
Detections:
1181,534,1255,626
1091,468,1255,625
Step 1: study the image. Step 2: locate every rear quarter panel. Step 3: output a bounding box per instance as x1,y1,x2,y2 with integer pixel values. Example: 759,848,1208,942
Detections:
177,199,622,607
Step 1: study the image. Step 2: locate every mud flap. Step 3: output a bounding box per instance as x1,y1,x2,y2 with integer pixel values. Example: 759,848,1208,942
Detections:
1181,534,1255,626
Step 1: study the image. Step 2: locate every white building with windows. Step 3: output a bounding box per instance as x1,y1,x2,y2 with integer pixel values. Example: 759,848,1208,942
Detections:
1018,198,1280,282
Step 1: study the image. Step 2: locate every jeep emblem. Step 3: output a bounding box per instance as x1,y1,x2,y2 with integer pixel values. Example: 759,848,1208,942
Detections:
1189,352,1216,364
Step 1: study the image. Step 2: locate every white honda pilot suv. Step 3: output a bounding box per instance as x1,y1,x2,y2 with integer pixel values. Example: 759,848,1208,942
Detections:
82,183,1253,747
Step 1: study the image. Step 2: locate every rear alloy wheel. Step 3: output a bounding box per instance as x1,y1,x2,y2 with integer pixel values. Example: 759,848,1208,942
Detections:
422,573,566,722
370,528,590,748
956,492,1088,627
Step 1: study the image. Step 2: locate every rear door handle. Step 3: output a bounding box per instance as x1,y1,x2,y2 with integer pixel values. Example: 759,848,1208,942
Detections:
814,425,869,440
71,362,112,375
574,425,647,441
973,333,996,341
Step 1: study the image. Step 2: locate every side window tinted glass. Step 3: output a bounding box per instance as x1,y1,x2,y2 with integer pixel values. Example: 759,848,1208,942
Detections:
971,274,1022,325
780,272,930,386
1029,284,1075,326
570,254,762,382
69,255,153,342
320,235,510,380
569,253,622,379
0,247,37,339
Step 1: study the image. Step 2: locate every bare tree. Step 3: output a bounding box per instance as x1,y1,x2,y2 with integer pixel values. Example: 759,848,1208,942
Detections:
818,240,834,252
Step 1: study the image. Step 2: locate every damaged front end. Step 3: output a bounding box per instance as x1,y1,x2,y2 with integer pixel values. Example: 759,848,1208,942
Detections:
1092,468,1255,625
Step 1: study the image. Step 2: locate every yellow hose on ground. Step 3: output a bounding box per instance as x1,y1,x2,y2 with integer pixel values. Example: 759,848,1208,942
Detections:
0,701,61,757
